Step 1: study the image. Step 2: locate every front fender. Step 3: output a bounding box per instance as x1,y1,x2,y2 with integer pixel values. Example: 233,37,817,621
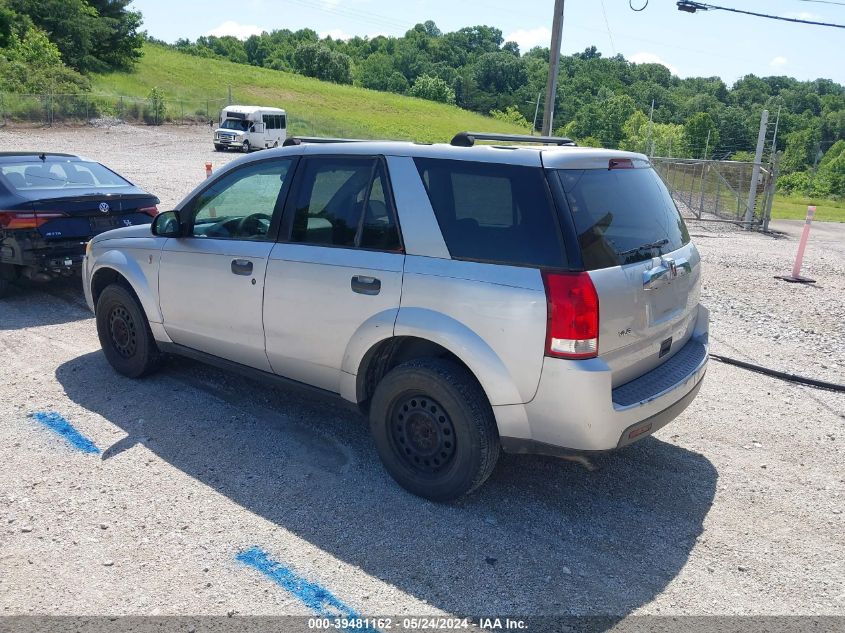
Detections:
393,307,523,406
89,247,162,324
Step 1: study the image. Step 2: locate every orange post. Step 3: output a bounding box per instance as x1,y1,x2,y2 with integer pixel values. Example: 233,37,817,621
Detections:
205,162,213,179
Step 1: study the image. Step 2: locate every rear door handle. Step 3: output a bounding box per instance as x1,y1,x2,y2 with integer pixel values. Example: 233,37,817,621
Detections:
351,275,381,295
231,259,253,276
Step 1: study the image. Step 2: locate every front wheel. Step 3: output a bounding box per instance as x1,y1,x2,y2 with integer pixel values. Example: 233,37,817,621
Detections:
95,284,162,378
214,144,224,151
242,140,250,153
369,358,500,502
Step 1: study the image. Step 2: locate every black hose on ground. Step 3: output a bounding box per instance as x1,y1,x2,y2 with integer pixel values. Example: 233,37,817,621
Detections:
709,353,845,393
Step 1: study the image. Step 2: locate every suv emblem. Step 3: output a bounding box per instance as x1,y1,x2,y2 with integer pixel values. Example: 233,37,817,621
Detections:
99,202,110,214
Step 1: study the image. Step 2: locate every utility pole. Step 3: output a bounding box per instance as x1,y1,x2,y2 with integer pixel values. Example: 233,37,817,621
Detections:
744,109,769,227
530,90,542,135
702,128,711,160
542,0,565,136
646,99,654,156
770,105,781,160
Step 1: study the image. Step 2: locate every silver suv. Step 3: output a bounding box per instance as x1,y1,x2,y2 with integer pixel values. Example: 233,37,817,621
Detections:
83,132,708,501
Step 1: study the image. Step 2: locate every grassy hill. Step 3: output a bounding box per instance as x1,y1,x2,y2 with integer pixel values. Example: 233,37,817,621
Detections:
91,43,525,142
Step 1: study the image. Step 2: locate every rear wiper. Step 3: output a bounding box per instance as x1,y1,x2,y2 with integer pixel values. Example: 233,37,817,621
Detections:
618,238,669,257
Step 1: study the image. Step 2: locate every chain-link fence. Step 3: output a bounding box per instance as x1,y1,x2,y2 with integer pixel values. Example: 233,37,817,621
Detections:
0,92,232,126
652,157,777,230
0,91,375,141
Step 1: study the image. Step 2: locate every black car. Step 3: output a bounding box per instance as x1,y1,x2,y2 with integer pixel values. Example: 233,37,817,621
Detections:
0,152,159,297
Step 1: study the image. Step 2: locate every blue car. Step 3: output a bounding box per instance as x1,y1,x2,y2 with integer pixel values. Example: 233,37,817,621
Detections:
0,152,159,297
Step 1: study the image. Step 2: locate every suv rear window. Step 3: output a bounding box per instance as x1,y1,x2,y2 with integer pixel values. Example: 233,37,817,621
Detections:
414,158,565,268
552,167,690,270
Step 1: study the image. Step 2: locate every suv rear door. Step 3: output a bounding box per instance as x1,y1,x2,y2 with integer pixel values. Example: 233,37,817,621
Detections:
546,156,701,387
263,155,404,393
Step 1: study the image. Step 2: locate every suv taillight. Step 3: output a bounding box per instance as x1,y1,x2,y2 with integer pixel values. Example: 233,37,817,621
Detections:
0,211,66,230
542,271,599,360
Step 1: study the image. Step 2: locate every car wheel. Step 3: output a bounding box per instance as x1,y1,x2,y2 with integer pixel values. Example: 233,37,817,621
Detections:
369,358,500,502
242,140,250,153
214,144,224,151
0,263,19,298
96,283,162,378
273,141,279,148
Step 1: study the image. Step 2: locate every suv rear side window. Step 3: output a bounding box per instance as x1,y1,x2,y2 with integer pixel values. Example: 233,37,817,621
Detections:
414,158,564,268
553,167,690,270
290,157,401,251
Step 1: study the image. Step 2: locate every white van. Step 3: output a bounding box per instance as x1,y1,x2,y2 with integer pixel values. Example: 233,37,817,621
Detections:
213,105,287,153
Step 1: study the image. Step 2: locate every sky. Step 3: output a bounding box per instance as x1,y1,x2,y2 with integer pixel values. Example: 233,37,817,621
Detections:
130,0,845,85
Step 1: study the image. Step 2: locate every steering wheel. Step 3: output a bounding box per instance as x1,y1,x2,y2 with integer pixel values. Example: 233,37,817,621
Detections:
236,212,273,238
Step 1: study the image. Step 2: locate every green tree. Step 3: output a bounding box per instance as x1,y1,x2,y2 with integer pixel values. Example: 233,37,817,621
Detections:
7,0,143,72
781,126,821,173
816,139,845,197
490,105,531,130
408,74,455,104
684,112,720,158
292,43,353,84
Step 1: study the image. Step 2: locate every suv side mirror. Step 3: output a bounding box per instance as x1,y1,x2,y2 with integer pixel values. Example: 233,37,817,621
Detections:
151,210,182,237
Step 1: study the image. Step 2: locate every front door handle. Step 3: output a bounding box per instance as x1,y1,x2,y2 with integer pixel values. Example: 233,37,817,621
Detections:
351,275,381,295
231,259,253,276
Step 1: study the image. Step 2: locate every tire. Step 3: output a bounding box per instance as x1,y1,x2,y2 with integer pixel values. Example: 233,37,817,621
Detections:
242,140,250,153
95,283,162,378
369,358,500,502
273,141,279,148
214,144,224,151
0,263,19,299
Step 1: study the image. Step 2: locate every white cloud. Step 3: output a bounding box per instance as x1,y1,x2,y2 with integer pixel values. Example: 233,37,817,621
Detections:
320,28,351,40
770,56,788,68
628,52,680,77
205,21,262,39
504,27,551,52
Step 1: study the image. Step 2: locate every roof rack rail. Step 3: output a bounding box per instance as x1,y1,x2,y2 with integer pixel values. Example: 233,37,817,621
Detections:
282,136,368,147
450,132,577,147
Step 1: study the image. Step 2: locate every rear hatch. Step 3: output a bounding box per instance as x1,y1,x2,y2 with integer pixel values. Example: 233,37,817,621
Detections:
0,158,158,241
546,155,701,387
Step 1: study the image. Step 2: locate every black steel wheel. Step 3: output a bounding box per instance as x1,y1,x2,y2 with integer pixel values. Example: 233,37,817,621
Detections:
370,358,500,501
96,283,162,378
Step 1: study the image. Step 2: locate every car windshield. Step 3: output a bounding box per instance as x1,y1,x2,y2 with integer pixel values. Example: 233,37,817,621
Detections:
0,160,133,191
220,118,249,131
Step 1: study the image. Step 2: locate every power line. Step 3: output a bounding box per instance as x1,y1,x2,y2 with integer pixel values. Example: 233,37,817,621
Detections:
599,0,617,55
677,1,845,28
793,0,845,6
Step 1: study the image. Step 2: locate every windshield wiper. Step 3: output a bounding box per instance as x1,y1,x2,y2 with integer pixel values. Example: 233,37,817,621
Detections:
618,238,669,257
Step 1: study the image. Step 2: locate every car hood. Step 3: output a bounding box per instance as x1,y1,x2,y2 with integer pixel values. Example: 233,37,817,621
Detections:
91,223,154,243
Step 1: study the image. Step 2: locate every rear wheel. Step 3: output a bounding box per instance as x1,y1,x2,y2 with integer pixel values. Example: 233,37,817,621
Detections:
96,283,161,378
0,263,19,299
369,358,500,502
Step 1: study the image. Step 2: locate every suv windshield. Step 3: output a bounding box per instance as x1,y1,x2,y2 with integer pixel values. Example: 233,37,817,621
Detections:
0,160,132,191
552,167,690,270
220,119,249,131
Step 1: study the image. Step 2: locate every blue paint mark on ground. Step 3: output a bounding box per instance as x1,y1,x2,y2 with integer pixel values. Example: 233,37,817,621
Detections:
237,546,373,626
29,411,100,454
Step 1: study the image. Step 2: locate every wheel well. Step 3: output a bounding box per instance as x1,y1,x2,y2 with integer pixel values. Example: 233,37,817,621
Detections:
91,268,135,310
356,336,482,410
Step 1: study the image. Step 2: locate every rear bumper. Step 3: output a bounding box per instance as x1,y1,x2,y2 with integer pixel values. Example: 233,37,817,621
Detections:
499,304,709,453
0,235,86,274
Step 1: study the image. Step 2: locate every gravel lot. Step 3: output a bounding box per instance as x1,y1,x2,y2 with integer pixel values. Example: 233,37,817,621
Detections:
0,125,843,623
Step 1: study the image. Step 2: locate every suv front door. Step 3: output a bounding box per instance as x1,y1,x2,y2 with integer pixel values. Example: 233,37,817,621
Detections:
263,155,404,392
158,158,295,370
